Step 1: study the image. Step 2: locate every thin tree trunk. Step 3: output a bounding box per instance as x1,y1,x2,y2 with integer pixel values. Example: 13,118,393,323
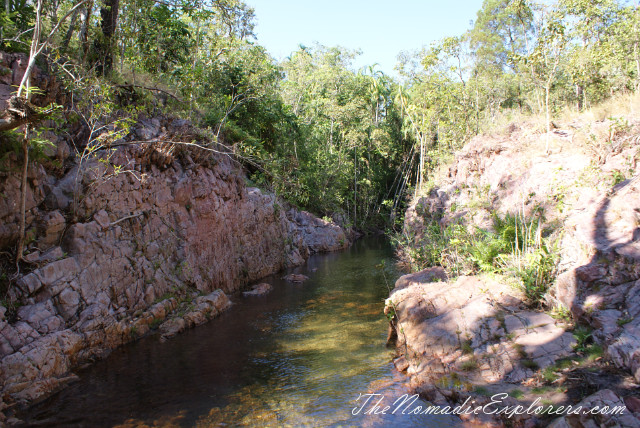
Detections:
61,8,79,50
475,82,480,134
17,0,42,98
1,0,8,41
354,145,357,227
419,135,424,193
635,42,640,90
191,12,201,109
15,0,41,263
16,126,29,263
545,83,550,154
14,0,87,263
49,0,59,27
80,2,93,63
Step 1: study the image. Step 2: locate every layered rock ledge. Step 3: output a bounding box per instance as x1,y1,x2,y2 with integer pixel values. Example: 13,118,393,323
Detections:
0,115,348,422
386,270,640,427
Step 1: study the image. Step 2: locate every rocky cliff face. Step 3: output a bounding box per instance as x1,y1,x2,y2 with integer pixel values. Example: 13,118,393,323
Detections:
0,111,348,421
389,117,640,426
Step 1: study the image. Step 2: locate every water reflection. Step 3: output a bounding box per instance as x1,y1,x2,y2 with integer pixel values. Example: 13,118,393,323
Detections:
24,238,461,427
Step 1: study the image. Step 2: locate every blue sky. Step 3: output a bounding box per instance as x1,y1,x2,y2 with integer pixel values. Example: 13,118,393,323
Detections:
245,0,485,75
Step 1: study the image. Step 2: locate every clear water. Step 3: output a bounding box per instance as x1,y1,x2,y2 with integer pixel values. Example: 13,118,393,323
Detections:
23,237,461,427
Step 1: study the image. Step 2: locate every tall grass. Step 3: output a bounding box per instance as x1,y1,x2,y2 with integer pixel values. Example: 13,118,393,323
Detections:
395,207,558,306
494,209,558,305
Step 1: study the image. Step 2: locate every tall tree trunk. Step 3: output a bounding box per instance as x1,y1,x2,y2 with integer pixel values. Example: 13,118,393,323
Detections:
191,10,201,109
475,82,480,134
79,2,93,63
1,0,8,41
15,0,42,263
96,0,119,75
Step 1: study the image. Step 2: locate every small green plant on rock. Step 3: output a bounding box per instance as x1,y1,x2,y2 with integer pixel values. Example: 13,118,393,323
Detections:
474,386,491,396
550,305,572,322
150,318,163,330
513,343,528,359
393,207,558,306
520,359,540,370
617,316,633,327
460,358,478,371
573,326,593,353
510,389,524,399
461,339,474,355
610,170,626,186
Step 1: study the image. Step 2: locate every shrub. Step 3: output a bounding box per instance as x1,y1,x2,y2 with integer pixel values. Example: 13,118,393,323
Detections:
395,208,558,306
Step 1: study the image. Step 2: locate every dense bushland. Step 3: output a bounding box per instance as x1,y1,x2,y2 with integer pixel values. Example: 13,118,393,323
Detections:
1,0,639,252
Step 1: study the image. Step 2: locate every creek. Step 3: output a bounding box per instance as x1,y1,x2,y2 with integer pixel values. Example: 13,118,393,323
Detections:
24,237,460,427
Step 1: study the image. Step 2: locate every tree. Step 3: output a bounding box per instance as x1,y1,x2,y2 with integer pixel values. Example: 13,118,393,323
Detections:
4,0,87,263
528,3,567,152
95,0,120,75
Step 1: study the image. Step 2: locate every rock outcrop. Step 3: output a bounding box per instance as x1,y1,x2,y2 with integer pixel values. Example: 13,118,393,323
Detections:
0,112,348,421
392,118,640,426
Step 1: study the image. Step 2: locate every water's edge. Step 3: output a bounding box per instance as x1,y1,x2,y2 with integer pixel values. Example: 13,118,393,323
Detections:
22,238,460,427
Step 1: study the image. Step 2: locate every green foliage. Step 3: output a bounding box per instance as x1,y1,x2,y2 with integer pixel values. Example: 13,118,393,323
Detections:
611,169,626,186
0,0,35,52
572,326,593,353
395,208,558,305
474,386,491,396
550,305,572,322
510,389,525,399
6,0,639,235
617,317,633,327
461,339,474,355
520,358,540,370
136,4,192,75
460,358,478,371
149,318,163,330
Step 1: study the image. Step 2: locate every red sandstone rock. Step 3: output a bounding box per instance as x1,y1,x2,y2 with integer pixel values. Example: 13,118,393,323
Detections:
0,115,348,411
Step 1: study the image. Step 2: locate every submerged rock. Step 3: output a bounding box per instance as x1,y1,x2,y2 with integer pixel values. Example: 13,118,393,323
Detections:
159,290,231,339
243,283,272,297
283,274,309,283
393,356,409,372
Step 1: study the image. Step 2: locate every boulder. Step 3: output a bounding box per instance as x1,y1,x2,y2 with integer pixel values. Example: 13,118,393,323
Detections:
159,318,186,338
38,210,66,249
